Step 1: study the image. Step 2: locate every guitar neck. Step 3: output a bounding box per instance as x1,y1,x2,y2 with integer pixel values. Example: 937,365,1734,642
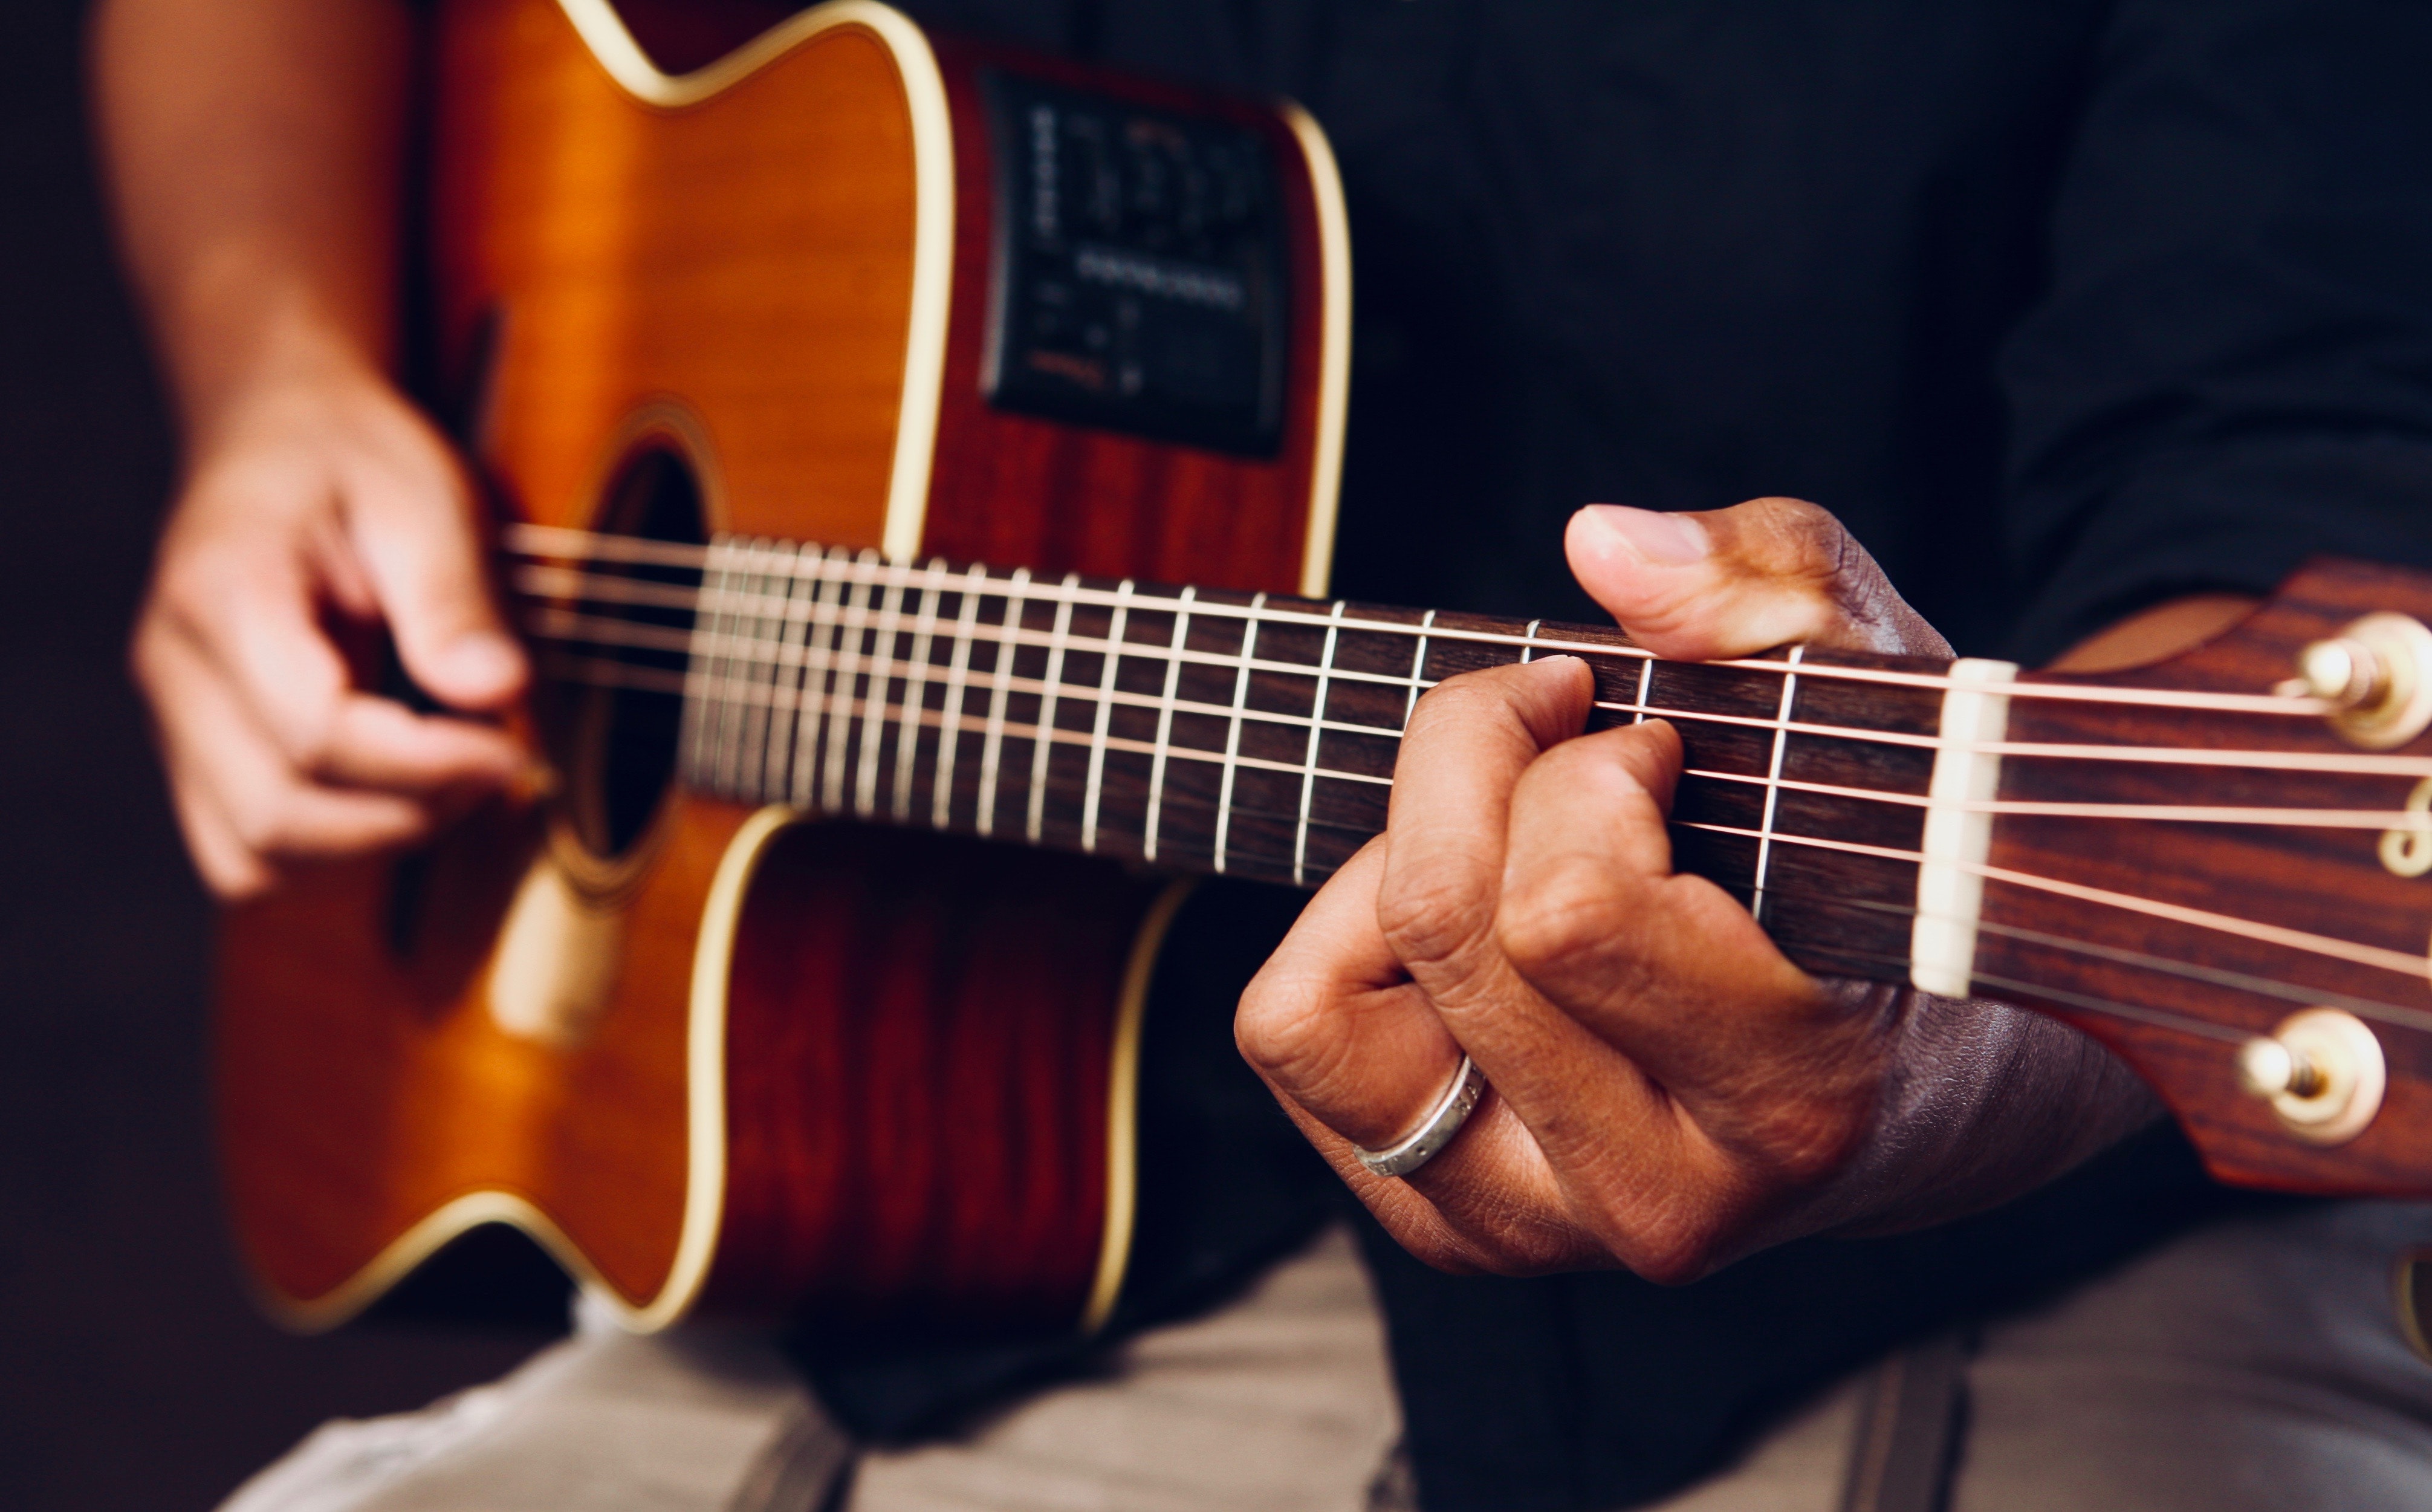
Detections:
520,527,1980,995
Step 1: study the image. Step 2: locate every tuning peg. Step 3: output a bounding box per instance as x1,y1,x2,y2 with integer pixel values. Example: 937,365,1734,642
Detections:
2286,614,2432,749
2234,1008,2385,1146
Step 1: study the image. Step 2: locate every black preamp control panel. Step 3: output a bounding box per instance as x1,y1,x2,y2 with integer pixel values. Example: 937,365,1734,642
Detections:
981,71,1288,456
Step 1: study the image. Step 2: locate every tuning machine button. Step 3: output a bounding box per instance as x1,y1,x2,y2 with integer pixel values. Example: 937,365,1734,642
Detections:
2236,1007,2386,1146
2285,612,2432,749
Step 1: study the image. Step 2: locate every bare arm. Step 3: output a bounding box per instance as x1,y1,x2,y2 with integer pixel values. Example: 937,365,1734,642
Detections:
96,0,409,440
96,0,526,900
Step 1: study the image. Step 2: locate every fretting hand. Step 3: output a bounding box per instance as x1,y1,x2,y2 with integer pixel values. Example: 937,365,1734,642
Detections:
1235,498,2161,1279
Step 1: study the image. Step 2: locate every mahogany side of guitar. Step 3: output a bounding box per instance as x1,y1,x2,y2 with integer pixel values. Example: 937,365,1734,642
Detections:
215,0,1338,1332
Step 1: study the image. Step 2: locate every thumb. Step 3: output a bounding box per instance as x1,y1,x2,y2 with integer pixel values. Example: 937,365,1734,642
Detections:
1565,498,1950,661
345,442,527,713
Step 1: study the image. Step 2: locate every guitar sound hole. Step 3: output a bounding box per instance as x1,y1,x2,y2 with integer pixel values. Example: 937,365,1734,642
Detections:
536,443,706,864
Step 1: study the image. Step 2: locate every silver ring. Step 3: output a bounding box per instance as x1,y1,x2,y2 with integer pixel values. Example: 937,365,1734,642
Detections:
1352,1056,1489,1179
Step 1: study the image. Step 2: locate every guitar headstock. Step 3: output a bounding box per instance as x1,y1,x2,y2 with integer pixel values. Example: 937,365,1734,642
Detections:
1986,557,2432,1195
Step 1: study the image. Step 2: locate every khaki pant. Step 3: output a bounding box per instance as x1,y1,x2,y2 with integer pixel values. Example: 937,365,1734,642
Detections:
219,1202,2432,1512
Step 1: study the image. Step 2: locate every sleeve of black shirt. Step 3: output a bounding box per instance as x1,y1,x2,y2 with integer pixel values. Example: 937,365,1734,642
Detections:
2000,0,2432,663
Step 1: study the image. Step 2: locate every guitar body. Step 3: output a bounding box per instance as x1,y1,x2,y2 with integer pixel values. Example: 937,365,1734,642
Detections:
216,0,1348,1333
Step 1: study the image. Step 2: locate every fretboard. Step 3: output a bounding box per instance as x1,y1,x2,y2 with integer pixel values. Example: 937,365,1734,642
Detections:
516,529,1979,993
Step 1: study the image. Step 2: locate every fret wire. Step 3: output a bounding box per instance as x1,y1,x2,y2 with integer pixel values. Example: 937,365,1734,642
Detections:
513,528,2329,720
568,653,1388,847
655,583,1470,698
854,556,907,819
790,547,846,806
1633,651,1653,725
764,540,816,804
624,655,1398,788
932,564,987,831
1295,602,1349,886
892,559,946,824
679,541,737,794
718,541,764,797
536,604,1442,744
748,540,795,802
710,540,763,798
692,545,730,795
726,541,770,799
1520,619,1542,661
1081,579,1135,852
757,541,805,801
1028,574,1082,845
1213,593,1268,875
819,551,875,811
976,568,1029,837
1749,646,1804,924
1143,585,1196,865
1406,609,1436,728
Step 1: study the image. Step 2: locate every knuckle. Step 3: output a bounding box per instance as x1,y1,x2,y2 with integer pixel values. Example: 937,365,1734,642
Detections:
1375,868,1494,973
1746,1097,1869,1186
1476,1226,1594,1278
1494,857,1624,988
1598,1197,1731,1285
1233,973,1333,1078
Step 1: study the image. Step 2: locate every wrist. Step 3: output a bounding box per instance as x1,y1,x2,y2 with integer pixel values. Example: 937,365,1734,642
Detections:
168,272,397,459
1814,991,2161,1239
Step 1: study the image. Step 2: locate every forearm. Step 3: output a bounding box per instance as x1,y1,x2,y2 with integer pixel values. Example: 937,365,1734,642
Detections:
92,0,413,447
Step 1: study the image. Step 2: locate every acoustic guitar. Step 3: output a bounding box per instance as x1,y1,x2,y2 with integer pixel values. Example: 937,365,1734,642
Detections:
220,0,2432,1345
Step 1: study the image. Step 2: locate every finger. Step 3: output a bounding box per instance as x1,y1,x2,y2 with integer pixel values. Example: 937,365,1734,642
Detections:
1564,497,1950,661
1377,657,1592,1003
1239,852,1609,1273
1239,842,1616,1274
1494,724,1882,1213
153,551,524,794
314,692,527,791
339,416,525,712
1238,841,1464,1144
1497,721,1813,1088
141,631,440,884
167,771,274,901
1380,657,1654,1138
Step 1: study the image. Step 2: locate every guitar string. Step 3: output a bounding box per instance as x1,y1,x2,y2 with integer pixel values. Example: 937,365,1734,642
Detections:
552,643,2428,835
574,620,2432,1040
505,530,2330,720
513,551,2432,783
525,605,2432,823
1670,819,2430,980
623,607,2432,1046
526,586,2432,785
1782,890,2432,1034
1764,939,2259,1048
543,649,2432,993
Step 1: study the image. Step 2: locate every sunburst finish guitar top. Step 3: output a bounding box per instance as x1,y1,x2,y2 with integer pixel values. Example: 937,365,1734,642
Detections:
217,0,1346,1335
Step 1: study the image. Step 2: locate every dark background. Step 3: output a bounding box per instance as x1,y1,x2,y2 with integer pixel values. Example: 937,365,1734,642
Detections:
0,2,555,1505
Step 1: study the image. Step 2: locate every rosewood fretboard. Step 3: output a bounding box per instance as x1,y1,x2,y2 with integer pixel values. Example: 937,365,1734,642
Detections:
514,525,1984,993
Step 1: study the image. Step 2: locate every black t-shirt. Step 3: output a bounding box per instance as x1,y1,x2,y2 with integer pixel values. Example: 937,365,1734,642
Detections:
420,2,2432,1508
898,0,2432,662
790,5,2432,1510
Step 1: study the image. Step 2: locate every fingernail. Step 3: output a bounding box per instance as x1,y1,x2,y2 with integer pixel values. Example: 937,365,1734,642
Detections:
1581,505,1709,565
